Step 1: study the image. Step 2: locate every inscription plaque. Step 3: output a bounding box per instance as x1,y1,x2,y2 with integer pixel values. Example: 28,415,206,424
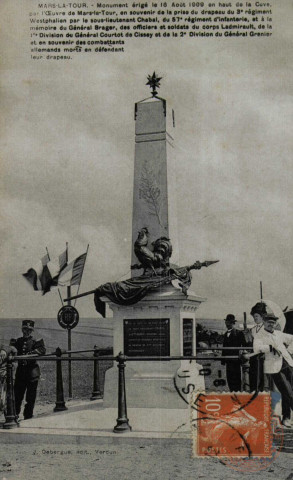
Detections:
124,318,170,357
183,318,193,356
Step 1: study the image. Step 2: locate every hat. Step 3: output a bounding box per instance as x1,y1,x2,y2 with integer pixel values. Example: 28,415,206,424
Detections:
263,305,279,321
250,302,267,316
225,314,236,323
22,319,35,329
263,313,279,321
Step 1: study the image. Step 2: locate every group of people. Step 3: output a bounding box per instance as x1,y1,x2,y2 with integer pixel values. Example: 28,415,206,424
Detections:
1,309,293,428
221,303,293,428
0,320,45,420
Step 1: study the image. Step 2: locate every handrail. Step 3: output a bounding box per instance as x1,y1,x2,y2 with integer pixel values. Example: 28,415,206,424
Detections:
9,345,253,362
4,348,257,432
197,346,253,350
11,355,115,362
11,353,248,362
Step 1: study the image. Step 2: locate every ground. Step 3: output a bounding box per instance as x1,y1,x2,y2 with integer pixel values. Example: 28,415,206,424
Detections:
1,400,293,480
0,435,293,480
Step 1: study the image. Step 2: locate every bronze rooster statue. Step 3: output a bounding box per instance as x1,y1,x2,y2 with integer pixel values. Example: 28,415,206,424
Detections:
132,227,172,276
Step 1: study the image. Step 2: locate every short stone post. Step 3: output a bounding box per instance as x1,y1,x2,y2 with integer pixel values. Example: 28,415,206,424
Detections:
113,352,132,433
3,355,18,429
91,345,102,400
54,347,68,412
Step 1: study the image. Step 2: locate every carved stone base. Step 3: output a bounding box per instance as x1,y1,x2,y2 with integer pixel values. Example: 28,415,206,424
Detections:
102,285,206,409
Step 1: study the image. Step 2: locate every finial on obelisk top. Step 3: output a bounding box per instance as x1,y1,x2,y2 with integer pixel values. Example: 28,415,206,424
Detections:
146,72,162,97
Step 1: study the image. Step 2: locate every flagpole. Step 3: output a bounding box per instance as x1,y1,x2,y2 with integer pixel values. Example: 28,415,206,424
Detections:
58,289,64,306
58,245,65,306
46,247,63,302
51,245,64,306
66,242,73,400
243,312,247,330
73,244,89,307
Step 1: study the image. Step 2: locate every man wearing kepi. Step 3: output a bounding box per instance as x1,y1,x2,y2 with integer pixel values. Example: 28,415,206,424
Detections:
12,320,46,420
254,310,293,428
221,314,243,392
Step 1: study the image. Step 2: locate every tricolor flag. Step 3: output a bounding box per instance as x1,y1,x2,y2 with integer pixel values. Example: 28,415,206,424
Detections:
57,252,87,287
39,259,62,295
23,249,67,295
23,254,50,291
59,249,68,271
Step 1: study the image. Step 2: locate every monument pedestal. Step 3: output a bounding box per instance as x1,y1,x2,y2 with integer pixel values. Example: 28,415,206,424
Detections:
103,285,206,409
97,77,214,409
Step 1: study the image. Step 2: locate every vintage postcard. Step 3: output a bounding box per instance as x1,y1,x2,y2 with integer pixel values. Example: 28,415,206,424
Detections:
0,0,292,479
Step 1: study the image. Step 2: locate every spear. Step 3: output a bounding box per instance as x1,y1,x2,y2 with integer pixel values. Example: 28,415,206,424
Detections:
201,260,219,267
64,260,219,302
64,289,96,303
189,260,219,269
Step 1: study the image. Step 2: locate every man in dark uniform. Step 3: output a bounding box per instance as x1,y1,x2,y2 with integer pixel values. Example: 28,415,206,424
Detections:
12,320,46,420
221,314,244,392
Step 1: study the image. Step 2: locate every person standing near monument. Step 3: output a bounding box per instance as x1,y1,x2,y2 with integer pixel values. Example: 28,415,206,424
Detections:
242,302,266,392
221,314,243,392
12,320,46,420
254,311,293,428
0,344,17,414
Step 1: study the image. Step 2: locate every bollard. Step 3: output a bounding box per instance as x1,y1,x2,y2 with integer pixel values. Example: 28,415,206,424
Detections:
241,354,250,392
3,355,18,429
54,347,68,412
113,352,132,433
90,345,102,400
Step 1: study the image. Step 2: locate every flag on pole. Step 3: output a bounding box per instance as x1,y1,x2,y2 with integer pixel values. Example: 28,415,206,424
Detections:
23,254,50,291
23,249,68,294
57,252,87,287
40,259,62,295
59,249,68,271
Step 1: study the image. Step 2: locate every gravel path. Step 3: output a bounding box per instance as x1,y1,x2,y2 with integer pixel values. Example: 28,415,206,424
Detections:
0,439,293,480
1,400,293,480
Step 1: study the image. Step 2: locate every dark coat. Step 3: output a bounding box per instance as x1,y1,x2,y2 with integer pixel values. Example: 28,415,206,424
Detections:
13,336,46,381
221,329,244,364
221,328,244,391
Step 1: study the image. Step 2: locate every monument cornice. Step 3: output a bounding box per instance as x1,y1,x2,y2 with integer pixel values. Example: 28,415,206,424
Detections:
100,287,206,316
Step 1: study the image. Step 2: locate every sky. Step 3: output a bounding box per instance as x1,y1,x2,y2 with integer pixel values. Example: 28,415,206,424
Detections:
0,1,292,322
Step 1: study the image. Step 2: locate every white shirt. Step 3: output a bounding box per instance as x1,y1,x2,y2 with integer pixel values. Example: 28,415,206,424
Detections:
253,329,293,374
250,324,263,337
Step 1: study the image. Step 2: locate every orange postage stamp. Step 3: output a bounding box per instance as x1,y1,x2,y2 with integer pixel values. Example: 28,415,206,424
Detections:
190,392,272,458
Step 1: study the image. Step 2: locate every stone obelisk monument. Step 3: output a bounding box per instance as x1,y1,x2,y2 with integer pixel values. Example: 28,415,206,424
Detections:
131,72,178,269
103,74,206,409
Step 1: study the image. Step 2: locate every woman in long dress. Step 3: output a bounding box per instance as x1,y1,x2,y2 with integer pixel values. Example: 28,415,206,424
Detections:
243,302,266,392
